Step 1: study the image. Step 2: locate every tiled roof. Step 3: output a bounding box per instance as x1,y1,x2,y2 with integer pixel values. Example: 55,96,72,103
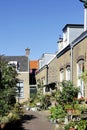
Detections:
4,56,28,72
30,60,38,69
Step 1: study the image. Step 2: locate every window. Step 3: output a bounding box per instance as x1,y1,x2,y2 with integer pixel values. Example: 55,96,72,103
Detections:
30,85,37,98
8,61,20,72
77,60,84,98
16,80,24,98
41,77,45,85
66,66,70,81
60,69,64,82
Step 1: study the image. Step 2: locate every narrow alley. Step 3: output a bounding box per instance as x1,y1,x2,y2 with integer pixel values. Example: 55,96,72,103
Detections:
3,110,55,130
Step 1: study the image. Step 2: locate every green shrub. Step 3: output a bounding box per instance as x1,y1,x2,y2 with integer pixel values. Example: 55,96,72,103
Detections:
58,81,79,105
49,104,66,121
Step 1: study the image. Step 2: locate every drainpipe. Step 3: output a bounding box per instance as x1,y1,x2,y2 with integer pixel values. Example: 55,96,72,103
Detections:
46,65,48,85
70,43,73,82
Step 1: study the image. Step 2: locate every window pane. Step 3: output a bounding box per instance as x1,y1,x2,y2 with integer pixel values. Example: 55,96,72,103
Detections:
77,60,84,97
16,81,24,98
60,69,64,82
66,67,70,81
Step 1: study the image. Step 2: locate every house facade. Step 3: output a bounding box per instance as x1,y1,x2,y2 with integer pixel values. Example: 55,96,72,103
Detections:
36,23,87,99
36,53,56,94
4,48,30,103
72,31,87,98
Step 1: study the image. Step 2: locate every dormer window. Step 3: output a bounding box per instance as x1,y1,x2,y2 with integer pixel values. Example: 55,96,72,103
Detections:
8,61,20,72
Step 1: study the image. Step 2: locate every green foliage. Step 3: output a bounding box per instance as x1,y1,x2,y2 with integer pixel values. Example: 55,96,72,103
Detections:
30,94,51,109
0,56,18,116
0,116,9,124
77,120,87,130
65,120,87,130
64,104,74,109
58,81,80,105
8,103,23,122
65,121,76,130
79,70,87,83
49,105,66,121
41,95,51,109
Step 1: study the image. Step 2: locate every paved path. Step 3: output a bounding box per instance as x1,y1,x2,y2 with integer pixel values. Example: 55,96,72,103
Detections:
4,110,55,130
23,111,55,130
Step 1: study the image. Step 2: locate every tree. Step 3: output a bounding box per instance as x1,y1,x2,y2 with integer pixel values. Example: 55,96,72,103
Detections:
0,55,18,116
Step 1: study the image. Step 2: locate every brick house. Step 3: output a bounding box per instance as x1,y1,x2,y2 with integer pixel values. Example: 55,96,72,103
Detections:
36,24,87,97
36,53,56,95
72,31,87,98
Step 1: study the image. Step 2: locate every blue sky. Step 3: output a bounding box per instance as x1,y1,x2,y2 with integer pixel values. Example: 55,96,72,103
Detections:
0,0,84,60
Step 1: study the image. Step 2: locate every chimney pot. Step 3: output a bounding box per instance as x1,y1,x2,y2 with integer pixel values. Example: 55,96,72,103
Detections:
25,48,30,56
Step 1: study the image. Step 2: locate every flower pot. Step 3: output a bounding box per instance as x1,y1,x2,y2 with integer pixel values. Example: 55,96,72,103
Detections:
1,123,6,129
69,128,75,130
66,109,74,115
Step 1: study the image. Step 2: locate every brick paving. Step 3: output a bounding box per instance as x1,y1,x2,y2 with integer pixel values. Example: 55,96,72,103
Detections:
3,110,55,130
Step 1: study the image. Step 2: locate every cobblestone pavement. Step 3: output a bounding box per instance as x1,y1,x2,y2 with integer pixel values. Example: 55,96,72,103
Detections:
3,110,55,130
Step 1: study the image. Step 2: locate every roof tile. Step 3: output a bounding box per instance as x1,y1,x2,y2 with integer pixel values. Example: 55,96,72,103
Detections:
30,60,38,69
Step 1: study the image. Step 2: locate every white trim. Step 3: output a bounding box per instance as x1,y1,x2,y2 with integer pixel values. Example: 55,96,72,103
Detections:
66,66,70,81
77,61,84,98
16,80,24,99
18,71,29,74
84,8,87,31
60,69,64,82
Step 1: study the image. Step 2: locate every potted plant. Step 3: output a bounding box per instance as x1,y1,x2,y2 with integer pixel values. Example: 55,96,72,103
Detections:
57,81,79,106
49,104,66,124
76,120,87,130
69,122,76,130
65,121,76,130
69,128,75,130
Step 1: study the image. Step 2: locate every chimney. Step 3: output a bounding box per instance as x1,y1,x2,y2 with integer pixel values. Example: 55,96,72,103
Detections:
79,0,87,31
25,48,30,57
84,8,87,31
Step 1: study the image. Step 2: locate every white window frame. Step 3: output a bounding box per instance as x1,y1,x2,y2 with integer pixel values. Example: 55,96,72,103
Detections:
60,69,64,82
8,61,20,72
41,77,45,85
77,60,84,98
66,66,70,81
16,80,24,98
